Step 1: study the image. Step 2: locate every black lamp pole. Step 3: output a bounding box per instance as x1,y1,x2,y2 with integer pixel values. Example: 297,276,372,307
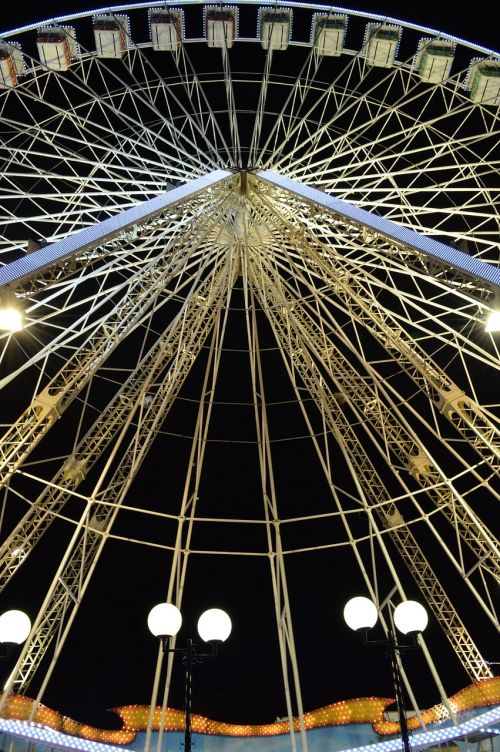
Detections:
387,630,412,752
344,598,427,752
147,604,231,752
358,628,416,752
161,637,219,752
183,639,193,752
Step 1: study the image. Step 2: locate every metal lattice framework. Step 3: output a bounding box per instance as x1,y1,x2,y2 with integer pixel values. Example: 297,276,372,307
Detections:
0,3,499,750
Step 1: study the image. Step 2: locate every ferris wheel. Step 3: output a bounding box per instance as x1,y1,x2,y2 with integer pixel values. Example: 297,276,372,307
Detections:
0,1,499,745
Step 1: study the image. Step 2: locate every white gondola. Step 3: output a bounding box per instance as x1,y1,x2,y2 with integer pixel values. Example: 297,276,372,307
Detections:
259,8,292,51
37,27,78,71
0,42,23,87
414,38,455,83
363,23,401,68
311,13,346,57
149,9,183,51
467,59,500,104
205,7,237,49
93,15,129,59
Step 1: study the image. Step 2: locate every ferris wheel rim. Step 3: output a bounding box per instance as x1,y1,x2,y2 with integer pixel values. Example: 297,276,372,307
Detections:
0,0,498,58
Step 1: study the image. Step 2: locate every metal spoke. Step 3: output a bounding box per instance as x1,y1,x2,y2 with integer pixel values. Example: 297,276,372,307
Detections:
0,1,498,740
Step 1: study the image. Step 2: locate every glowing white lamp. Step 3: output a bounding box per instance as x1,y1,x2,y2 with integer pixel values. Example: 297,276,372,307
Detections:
147,603,182,637
0,289,24,332
0,303,23,332
0,610,31,644
485,310,500,333
393,600,428,635
343,596,378,631
197,608,232,643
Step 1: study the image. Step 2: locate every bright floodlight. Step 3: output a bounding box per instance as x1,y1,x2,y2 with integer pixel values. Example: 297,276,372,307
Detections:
343,597,378,631
0,610,31,644
197,608,232,643
485,310,500,333
147,603,182,637
0,305,23,332
393,600,428,635
0,290,24,332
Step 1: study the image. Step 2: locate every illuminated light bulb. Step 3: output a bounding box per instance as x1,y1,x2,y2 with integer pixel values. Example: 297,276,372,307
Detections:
0,290,24,332
197,608,231,642
147,603,182,637
485,310,500,333
0,306,23,332
0,609,31,644
343,597,378,631
394,600,428,634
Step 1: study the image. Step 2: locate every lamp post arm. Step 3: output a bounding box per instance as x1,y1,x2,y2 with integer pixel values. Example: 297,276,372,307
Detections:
161,640,219,659
359,631,418,654
161,642,187,654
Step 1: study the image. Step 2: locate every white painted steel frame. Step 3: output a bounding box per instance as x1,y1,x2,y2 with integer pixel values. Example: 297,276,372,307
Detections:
0,171,231,288
256,171,500,293
0,1,499,748
245,221,496,684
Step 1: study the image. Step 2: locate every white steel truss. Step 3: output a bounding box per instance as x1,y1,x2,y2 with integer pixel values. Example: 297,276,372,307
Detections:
0,2,499,745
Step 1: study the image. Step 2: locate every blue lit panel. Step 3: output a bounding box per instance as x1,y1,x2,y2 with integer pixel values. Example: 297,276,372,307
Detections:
0,705,498,752
0,170,232,289
256,170,500,292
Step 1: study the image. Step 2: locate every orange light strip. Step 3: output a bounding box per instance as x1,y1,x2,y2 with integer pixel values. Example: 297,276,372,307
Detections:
1,676,499,744
373,676,500,734
0,695,135,745
114,697,393,737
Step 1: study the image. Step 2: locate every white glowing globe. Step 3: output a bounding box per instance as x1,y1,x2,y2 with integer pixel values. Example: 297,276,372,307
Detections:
147,603,182,637
343,597,378,631
0,610,31,644
393,600,428,635
197,608,232,643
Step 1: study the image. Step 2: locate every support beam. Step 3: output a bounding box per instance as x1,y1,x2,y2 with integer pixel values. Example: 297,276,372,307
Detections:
0,170,232,289
256,170,500,293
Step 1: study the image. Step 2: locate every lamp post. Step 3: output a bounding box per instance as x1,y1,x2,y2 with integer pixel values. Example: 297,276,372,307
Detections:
0,609,31,693
147,604,231,752
343,597,428,752
0,609,31,655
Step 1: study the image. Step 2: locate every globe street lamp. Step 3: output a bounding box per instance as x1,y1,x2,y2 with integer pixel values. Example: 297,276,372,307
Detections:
0,610,31,654
147,604,231,752
344,597,428,752
0,609,31,693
